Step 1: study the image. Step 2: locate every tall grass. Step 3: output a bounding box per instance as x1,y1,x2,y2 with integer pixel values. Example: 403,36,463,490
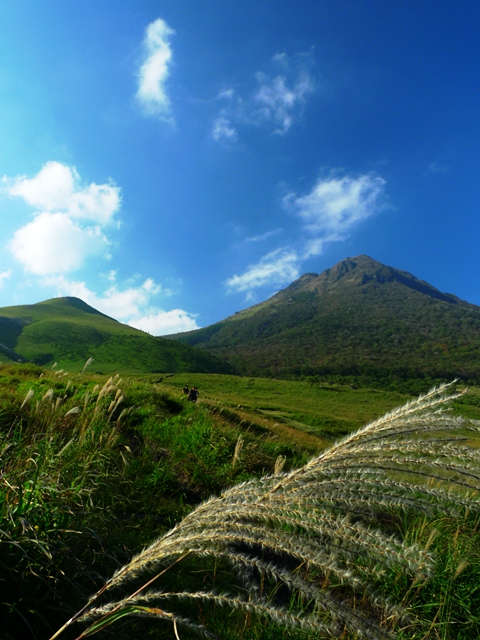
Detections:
49,382,480,639
0,370,138,638
1,364,298,639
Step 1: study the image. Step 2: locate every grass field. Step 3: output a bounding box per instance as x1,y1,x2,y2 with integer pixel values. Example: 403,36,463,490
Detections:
2,365,480,639
159,372,480,442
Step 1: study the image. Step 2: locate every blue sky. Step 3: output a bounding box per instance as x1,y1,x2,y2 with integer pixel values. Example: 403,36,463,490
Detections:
1,1,479,334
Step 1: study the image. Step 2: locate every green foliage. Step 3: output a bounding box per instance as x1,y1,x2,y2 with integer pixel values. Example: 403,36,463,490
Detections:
0,297,230,374
388,514,480,639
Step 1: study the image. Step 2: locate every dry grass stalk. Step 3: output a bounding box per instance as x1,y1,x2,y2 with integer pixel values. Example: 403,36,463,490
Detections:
274,454,287,474
232,434,244,468
21,388,34,409
64,407,81,417
81,357,94,374
41,389,54,403
50,382,480,640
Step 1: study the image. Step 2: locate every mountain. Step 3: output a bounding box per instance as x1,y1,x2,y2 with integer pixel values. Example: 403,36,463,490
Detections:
169,255,480,383
0,297,229,374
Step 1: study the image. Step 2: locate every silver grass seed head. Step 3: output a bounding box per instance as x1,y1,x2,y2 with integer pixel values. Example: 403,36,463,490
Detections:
64,407,81,417
41,388,54,403
21,388,34,408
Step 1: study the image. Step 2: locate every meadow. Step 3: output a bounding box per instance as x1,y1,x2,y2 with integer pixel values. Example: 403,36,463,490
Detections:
160,373,412,444
2,364,480,639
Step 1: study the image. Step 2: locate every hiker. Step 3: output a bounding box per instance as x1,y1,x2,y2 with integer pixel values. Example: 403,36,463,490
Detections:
188,386,199,403
183,385,189,395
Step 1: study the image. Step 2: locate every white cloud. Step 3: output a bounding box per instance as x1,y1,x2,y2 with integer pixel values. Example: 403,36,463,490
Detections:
285,173,386,237
45,274,158,319
45,274,199,336
9,162,76,210
225,248,300,293
136,18,175,119
5,162,121,275
0,268,12,288
68,183,121,224
7,161,120,224
212,116,238,142
128,310,199,335
9,212,109,275
302,237,327,259
4,161,199,335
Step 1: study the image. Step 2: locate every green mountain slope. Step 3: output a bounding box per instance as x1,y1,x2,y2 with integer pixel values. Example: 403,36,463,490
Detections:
169,255,480,383
0,297,230,374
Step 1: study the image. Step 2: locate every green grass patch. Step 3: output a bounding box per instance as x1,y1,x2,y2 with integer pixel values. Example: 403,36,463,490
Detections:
161,373,410,441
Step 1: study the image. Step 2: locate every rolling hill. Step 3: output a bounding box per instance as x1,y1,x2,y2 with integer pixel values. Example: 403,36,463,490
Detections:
0,297,230,374
169,255,480,384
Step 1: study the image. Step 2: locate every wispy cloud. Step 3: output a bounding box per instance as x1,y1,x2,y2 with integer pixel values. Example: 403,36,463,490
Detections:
225,247,299,293
136,18,175,120
0,268,12,288
217,88,235,100
45,273,200,336
211,116,238,142
244,229,282,243
253,70,313,134
5,162,120,275
226,171,387,294
211,51,315,142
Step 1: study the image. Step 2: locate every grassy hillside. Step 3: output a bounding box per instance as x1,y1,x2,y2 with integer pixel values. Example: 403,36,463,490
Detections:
2,365,480,639
170,255,480,386
0,297,230,374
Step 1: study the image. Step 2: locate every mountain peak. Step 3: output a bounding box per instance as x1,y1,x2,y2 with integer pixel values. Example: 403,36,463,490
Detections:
38,296,117,320
281,255,461,305
170,254,478,381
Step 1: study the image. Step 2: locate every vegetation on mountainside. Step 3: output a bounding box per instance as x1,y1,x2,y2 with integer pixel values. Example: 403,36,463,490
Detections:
0,297,229,374
170,256,480,386
2,363,480,639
